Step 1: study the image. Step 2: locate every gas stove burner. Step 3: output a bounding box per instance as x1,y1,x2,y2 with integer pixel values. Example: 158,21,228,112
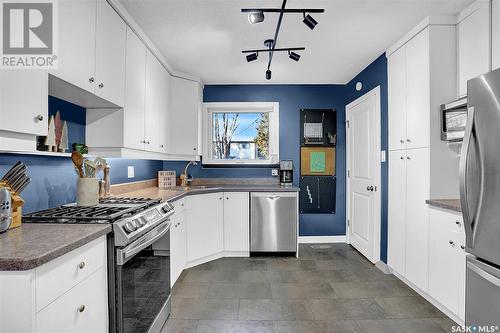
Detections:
99,197,160,205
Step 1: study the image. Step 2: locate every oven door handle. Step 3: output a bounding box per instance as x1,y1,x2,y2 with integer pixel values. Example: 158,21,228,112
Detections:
116,221,170,266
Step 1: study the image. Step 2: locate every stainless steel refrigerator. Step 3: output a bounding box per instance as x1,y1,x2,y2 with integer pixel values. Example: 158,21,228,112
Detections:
461,68,500,327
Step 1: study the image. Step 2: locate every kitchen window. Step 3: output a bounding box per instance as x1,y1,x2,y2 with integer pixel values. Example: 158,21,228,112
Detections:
202,102,279,165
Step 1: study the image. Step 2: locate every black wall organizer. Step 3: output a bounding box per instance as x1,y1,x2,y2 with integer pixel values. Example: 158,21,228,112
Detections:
299,109,336,214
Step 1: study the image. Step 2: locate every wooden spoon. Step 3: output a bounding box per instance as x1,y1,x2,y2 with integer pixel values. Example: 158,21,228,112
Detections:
71,151,84,178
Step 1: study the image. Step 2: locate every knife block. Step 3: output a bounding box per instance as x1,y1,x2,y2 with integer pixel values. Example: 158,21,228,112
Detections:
0,181,24,229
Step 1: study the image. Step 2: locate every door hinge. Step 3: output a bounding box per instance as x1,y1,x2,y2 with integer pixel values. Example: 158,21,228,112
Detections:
347,170,350,177
346,120,350,128
347,219,350,226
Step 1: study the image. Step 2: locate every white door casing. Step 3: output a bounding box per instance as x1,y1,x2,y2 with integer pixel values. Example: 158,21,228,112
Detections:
346,86,381,263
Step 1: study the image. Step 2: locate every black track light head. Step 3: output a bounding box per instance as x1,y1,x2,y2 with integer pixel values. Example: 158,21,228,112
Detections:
248,11,264,24
246,53,258,62
266,70,272,80
303,13,318,30
289,51,301,61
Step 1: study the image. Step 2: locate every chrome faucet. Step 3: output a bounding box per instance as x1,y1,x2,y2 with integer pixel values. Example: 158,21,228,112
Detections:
181,161,198,187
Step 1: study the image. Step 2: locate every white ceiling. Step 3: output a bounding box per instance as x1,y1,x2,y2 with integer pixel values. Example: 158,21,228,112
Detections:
118,0,472,84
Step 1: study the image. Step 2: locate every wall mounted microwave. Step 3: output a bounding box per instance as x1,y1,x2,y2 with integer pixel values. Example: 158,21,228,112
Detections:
441,97,468,142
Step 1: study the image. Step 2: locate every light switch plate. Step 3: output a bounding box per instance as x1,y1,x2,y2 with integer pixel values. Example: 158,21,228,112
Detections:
271,169,279,177
127,166,135,178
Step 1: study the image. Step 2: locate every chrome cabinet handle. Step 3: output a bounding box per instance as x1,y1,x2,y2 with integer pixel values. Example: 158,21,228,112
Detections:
78,305,85,313
78,261,85,269
400,139,404,144
456,221,461,227
89,77,94,83
461,245,465,250
407,139,411,142
193,147,197,150
35,115,44,122
98,83,104,89
407,156,411,160
449,240,455,246
219,197,223,200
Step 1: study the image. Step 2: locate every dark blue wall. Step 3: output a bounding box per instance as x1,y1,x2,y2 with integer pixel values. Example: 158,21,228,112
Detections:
344,54,389,263
168,84,348,237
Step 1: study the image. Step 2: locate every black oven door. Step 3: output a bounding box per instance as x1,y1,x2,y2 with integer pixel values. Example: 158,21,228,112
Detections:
115,222,171,333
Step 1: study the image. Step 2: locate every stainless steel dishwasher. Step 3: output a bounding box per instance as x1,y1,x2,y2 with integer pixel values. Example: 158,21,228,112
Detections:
250,192,298,253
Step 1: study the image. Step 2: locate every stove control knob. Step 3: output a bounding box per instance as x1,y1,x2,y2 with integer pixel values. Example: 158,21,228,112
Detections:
140,216,148,226
124,221,136,233
162,205,172,214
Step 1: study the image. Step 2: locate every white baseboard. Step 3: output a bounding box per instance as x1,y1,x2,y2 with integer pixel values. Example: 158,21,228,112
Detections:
375,260,391,274
185,251,250,269
392,270,465,326
298,236,347,244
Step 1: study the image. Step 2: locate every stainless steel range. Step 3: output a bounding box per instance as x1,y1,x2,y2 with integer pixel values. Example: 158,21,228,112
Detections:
24,197,175,333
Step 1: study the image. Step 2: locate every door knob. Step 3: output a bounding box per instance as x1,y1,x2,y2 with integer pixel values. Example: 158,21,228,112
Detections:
366,186,374,191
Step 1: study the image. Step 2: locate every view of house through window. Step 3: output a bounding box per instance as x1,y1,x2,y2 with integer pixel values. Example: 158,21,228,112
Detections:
212,112,269,161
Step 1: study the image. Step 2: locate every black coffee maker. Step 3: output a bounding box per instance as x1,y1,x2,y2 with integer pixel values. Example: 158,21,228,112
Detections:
279,160,293,186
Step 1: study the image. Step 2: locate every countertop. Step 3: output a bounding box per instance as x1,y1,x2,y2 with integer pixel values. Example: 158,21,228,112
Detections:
426,199,462,213
114,184,300,203
0,223,111,271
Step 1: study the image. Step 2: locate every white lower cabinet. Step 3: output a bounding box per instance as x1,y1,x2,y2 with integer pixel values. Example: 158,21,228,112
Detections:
170,199,187,287
36,266,108,333
429,208,466,321
186,192,224,263
223,192,250,254
0,236,108,333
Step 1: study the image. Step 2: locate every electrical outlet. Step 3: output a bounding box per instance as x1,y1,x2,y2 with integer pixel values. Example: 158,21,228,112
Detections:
271,169,279,177
127,166,135,178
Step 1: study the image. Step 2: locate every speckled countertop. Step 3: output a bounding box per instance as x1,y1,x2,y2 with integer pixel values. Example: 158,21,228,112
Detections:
114,185,300,203
426,199,462,213
0,223,111,271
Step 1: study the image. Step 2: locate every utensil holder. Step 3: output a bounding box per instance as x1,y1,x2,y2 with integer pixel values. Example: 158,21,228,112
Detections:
0,181,24,230
77,178,99,206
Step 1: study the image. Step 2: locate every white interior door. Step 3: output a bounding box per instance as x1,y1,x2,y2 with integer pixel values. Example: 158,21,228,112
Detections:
346,86,381,263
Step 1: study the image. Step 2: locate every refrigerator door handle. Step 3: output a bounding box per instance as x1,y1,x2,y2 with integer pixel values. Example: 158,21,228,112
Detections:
459,106,476,247
468,261,500,288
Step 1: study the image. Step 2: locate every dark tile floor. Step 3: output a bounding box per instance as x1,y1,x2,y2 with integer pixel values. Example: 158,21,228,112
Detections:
160,244,457,333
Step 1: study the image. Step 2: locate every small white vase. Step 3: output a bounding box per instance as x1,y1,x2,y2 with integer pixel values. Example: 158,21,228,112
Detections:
77,178,99,206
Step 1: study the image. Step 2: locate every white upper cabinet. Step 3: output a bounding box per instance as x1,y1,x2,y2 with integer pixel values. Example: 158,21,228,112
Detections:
145,51,168,153
159,71,171,154
0,71,48,137
169,77,202,156
95,0,126,107
457,0,492,96
124,27,146,151
51,0,96,93
388,45,407,151
493,0,500,71
223,192,250,253
405,29,430,150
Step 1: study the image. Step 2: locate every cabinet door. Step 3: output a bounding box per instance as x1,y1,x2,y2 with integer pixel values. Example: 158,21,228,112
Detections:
36,267,108,333
405,148,430,292
223,192,249,253
388,45,407,151
429,208,461,314
158,71,170,153
144,51,162,152
457,216,466,321
0,70,48,136
186,193,224,263
387,150,407,275
169,77,201,155
493,0,500,71
95,0,126,106
406,28,430,149
50,0,96,93
123,28,146,151
171,209,187,287
458,1,492,96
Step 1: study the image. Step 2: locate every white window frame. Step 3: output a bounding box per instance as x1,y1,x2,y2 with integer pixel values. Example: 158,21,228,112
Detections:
202,102,280,165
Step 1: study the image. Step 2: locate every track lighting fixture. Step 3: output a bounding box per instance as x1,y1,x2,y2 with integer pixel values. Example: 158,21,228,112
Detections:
266,70,272,80
246,52,258,62
303,13,318,30
241,1,324,79
288,51,300,61
248,11,264,24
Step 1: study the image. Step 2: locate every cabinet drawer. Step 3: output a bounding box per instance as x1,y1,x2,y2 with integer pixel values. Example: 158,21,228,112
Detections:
35,236,106,312
36,267,108,333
